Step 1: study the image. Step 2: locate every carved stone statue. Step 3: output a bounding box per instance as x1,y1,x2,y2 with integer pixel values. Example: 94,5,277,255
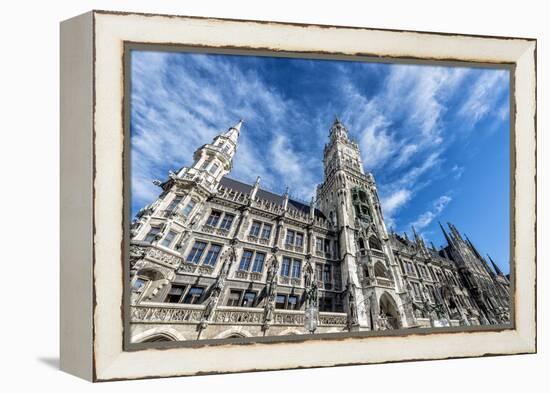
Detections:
345,279,358,328
263,301,274,323
305,280,318,307
202,291,219,322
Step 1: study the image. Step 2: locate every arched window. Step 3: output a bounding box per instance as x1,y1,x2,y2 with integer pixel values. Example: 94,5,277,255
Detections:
369,235,382,251
374,262,388,278
363,265,370,278
358,237,365,250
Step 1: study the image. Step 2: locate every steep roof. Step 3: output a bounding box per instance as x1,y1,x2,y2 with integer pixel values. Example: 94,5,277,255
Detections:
219,176,326,219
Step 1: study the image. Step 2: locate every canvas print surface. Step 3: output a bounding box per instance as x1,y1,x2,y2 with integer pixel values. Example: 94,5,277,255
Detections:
127,49,512,344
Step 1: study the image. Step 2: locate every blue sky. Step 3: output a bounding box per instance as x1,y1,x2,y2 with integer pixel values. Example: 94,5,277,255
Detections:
130,50,510,274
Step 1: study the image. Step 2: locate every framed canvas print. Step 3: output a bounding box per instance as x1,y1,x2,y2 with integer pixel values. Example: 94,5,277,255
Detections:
60,10,537,381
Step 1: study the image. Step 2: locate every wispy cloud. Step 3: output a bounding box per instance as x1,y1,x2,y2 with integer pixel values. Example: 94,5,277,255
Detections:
410,194,453,231
451,164,465,180
131,51,510,247
458,70,509,126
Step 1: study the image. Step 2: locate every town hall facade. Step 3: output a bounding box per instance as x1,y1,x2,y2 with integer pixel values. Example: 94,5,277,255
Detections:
128,119,511,343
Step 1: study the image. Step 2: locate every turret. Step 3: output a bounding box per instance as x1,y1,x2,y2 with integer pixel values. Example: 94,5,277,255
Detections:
177,119,243,191
250,176,261,200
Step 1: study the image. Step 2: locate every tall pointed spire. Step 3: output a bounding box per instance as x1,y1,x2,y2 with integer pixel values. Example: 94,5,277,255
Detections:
488,254,504,276
250,176,261,200
329,117,349,141
224,119,243,143
447,222,463,242
439,221,455,248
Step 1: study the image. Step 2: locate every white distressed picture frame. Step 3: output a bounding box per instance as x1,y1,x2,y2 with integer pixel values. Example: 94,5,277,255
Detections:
60,10,536,381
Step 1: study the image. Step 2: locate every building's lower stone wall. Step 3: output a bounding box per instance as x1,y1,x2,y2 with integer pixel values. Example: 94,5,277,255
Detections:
131,323,346,343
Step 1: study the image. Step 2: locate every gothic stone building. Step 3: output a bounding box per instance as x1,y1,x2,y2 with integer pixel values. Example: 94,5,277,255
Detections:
129,119,511,343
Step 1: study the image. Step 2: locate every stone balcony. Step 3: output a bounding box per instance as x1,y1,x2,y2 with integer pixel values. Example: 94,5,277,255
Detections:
364,276,395,289
156,209,188,224
234,270,264,282
247,235,271,246
284,243,305,253
201,224,231,237
278,275,302,287
131,303,347,327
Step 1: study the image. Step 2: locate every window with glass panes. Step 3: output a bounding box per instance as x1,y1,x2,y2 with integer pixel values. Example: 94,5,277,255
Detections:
239,250,253,271
133,277,147,293
203,244,222,266
281,257,291,276
251,252,265,273
242,291,256,307
261,223,272,239
315,264,323,281
219,213,235,230
182,199,196,216
411,282,421,299
275,294,286,309
206,210,222,227
144,227,161,243
295,232,304,247
287,295,299,310
315,237,323,252
323,264,332,283
209,162,219,174
249,221,261,237
227,290,242,306
160,230,178,248
291,259,302,278
285,230,295,245
187,241,207,263
324,239,331,254
165,284,186,303
183,287,204,304
166,195,183,211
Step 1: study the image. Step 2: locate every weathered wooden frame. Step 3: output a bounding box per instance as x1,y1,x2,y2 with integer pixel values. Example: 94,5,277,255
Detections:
60,10,536,381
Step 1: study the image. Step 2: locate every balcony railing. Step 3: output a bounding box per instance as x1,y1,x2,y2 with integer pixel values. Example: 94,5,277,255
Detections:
364,276,395,289
202,224,231,237
278,275,302,286
131,303,347,328
369,249,387,259
284,243,305,253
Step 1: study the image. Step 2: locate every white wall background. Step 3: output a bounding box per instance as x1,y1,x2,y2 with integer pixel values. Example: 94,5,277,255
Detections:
0,0,545,391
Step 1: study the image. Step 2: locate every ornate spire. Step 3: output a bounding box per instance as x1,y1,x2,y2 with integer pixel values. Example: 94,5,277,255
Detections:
488,254,505,276
439,221,455,248
283,186,290,210
250,176,261,200
329,117,349,141
224,119,243,143
447,222,463,242
309,196,316,219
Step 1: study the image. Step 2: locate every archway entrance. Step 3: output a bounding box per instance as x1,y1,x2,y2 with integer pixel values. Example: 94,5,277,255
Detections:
140,333,176,343
378,292,401,329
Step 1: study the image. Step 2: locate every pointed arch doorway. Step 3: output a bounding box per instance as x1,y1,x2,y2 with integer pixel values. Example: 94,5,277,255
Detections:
379,292,401,330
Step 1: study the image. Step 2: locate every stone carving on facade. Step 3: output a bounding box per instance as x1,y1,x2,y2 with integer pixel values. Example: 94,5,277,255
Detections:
345,278,359,330
199,246,236,329
127,119,510,342
263,256,280,331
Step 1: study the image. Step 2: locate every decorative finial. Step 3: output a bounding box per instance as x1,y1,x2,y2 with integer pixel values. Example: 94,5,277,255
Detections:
232,119,244,132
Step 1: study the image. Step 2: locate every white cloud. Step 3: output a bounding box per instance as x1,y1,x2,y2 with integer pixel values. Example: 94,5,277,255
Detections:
451,164,465,180
458,70,509,126
381,189,413,229
410,194,452,230
130,51,310,209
